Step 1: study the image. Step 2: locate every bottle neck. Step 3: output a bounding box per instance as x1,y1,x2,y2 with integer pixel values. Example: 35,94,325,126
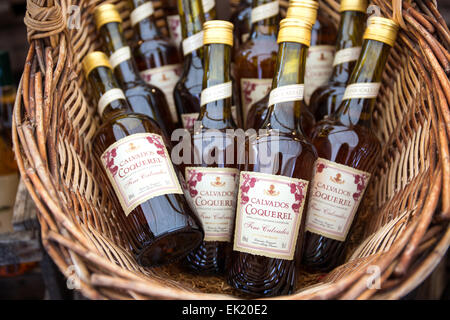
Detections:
263,41,308,135
335,39,391,127
249,0,278,39
179,0,205,60
130,0,162,41
100,22,144,85
199,43,235,130
329,10,366,83
88,67,131,120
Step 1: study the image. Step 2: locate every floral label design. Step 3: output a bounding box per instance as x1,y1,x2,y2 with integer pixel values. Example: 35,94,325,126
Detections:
305,158,371,241
181,112,200,130
167,15,182,48
101,133,182,216
304,45,335,104
186,167,239,242
240,78,272,124
233,171,309,260
140,64,182,123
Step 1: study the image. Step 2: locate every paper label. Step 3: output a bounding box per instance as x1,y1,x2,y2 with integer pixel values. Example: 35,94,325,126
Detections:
251,1,279,24
186,167,239,242
98,88,126,116
130,2,154,26
342,83,381,100
333,47,361,66
109,46,132,69
233,171,309,260
231,106,238,126
202,0,215,13
241,33,250,43
305,45,335,104
101,133,182,216
305,158,371,241
200,82,232,106
167,14,182,47
240,78,272,124
140,64,182,122
181,112,199,130
182,31,204,56
268,84,304,107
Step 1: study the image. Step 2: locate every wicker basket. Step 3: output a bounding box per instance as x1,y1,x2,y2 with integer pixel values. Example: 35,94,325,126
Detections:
13,0,449,299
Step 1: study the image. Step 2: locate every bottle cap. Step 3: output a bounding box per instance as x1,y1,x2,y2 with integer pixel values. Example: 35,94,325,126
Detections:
363,17,399,47
340,0,368,13
277,18,313,46
203,20,234,46
286,0,319,26
0,51,13,87
93,3,122,29
82,51,112,78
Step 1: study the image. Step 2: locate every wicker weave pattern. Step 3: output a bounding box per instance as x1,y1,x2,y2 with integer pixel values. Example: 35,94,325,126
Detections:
13,0,449,299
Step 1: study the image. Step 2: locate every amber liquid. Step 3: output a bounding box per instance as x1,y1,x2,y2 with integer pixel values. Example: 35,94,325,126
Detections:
183,43,238,274
227,42,317,297
310,11,366,121
90,67,204,267
130,0,183,128
302,40,390,272
234,0,278,129
173,0,205,130
99,22,175,136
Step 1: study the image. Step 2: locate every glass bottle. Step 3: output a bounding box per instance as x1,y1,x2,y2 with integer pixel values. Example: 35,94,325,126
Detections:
302,17,398,272
83,52,204,267
227,19,317,297
231,0,253,50
173,0,205,130
94,4,175,137
183,21,239,275
309,0,367,121
245,0,317,136
163,0,183,52
234,0,279,129
290,0,338,106
129,0,183,128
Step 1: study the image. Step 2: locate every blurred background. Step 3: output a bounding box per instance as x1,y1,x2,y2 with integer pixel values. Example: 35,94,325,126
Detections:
0,0,448,300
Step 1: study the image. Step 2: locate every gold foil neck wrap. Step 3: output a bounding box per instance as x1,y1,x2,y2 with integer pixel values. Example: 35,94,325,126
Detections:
286,0,319,25
82,51,112,78
94,3,122,29
340,0,368,13
203,20,234,46
363,17,399,47
277,18,312,46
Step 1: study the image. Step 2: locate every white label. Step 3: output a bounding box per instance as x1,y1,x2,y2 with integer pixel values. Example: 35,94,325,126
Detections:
268,84,304,107
333,47,361,66
241,33,250,43
240,78,272,124
200,82,232,106
182,31,204,56
130,2,154,26
101,133,182,216
140,64,182,123
202,0,215,13
342,83,381,100
305,45,335,104
182,112,199,130
109,46,131,69
233,171,309,260
305,158,371,241
98,88,126,116
251,1,279,24
186,167,239,242
167,14,182,47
